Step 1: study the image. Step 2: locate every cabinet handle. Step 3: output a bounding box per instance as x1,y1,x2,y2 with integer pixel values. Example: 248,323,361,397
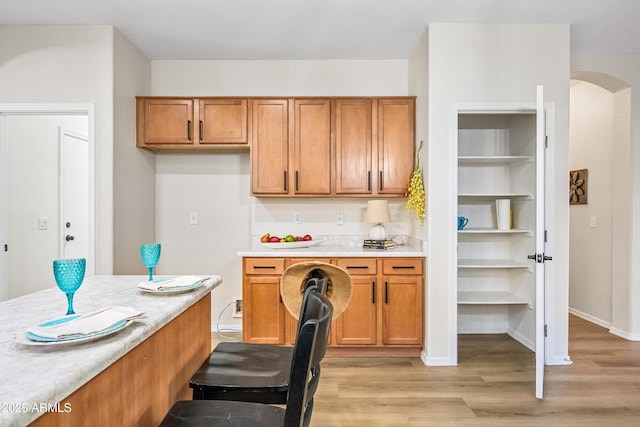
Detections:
385,282,389,304
345,266,369,270
199,120,203,141
253,265,277,269
392,265,415,270
295,171,299,191
283,171,288,192
372,281,376,304
367,171,371,192
379,171,384,191
187,120,192,140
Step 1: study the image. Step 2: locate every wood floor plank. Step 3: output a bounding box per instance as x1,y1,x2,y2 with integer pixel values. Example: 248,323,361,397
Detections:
211,315,640,426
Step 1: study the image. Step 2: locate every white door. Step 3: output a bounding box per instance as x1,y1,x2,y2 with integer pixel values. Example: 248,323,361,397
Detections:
534,85,548,399
60,128,89,263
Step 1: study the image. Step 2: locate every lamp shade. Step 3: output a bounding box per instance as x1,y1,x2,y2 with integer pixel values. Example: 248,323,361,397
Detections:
366,200,391,224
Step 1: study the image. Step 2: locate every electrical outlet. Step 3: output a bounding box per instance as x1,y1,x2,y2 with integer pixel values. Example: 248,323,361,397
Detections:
337,212,344,226
294,212,302,223
233,298,243,318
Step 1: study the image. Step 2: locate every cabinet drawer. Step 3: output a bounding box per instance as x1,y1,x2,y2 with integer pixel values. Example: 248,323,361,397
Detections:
336,258,377,275
244,258,285,275
382,258,423,275
289,258,332,266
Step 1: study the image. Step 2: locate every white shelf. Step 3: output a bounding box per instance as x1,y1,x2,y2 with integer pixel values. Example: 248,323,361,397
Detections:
457,259,531,269
458,155,533,165
458,227,532,235
458,193,533,199
458,291,531,307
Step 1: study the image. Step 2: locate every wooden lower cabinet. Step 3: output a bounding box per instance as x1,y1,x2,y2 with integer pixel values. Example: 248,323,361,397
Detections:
335,275,377,345
243,256,424,355
242,258,286,344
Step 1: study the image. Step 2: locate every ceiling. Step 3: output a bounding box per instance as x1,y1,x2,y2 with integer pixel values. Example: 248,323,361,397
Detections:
1,0,639,60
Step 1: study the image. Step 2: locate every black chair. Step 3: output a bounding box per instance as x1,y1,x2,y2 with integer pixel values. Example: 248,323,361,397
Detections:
189,268,333,404
159,286,333,427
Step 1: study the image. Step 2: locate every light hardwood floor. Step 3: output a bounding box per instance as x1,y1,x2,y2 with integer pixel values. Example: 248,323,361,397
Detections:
212,315,640,426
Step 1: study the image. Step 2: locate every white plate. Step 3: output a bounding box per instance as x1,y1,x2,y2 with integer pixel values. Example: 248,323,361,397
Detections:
137,278,206,294
16,317,134,346
259,240,320,249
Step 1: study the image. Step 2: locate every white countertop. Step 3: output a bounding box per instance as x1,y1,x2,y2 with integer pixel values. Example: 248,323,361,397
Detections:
238,235,427,257
0,275,221,427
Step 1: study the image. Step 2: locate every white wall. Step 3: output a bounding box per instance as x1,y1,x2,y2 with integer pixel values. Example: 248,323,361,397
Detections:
569,81,614,326
113,29,154,273
151,59,409,328
426,24,570,365
0,25,115,274
572,53,640,339
408,29,429,241
6,115,87,298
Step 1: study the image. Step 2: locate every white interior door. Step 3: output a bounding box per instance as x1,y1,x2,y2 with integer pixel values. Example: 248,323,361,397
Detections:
60,128,89,262
534,85,547,399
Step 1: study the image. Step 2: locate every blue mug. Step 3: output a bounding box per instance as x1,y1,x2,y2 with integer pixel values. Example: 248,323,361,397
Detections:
457,216,469,230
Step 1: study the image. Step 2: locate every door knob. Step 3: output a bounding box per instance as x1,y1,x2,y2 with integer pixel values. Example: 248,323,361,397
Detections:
65,235,75,241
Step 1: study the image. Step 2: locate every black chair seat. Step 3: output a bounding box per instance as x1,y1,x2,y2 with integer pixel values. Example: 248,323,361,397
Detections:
190,342,293,403
162,285,334,427
160,400,284,427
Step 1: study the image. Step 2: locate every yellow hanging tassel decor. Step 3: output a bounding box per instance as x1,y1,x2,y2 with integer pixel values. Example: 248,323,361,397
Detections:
406,140,425,226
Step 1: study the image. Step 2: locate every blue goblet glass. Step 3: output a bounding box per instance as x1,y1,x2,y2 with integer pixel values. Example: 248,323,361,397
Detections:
53,258,86,315
140,243,161,281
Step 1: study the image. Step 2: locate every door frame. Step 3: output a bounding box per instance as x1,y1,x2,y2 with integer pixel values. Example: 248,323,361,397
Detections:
450,97,553,398
0,103,95,301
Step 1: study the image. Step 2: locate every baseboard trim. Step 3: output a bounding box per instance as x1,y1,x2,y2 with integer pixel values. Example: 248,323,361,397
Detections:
421,351,457,366
568,307,611,329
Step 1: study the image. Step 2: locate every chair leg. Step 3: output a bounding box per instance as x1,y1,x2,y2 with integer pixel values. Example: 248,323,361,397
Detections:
192,386,204,400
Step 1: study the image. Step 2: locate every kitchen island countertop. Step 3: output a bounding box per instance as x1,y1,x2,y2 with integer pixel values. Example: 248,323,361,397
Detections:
0,275,221,426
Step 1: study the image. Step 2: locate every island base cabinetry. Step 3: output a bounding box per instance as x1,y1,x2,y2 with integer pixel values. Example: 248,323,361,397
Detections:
243,257,424,356
30,294,212,427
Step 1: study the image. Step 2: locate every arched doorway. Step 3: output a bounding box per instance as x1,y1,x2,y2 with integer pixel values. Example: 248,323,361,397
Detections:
569,72,631,335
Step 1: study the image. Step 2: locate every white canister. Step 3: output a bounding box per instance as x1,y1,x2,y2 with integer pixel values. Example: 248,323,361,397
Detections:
496,199,511,230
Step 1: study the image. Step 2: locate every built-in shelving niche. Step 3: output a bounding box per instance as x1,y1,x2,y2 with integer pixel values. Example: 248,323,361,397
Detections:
456,111,537,347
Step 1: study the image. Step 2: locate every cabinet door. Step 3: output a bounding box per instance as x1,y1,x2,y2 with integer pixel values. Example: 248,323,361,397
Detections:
377,98,415,195
334,276,377,345
293,99,331,195
382,275,423,345
142,99,194,144
334,99,373,195
199,99,248,144
243,276,285,344
286,257,333,345
251,99,289,195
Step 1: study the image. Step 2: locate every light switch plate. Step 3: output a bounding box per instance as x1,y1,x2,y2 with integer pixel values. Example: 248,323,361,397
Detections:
38,217,49,230
190,211,198,225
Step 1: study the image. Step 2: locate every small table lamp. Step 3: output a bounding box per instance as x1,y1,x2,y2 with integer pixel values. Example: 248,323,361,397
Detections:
366,200,391,240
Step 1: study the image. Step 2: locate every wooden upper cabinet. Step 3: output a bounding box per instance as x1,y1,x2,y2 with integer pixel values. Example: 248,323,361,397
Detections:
136,97,249,150
377,98,415,195
251,99,289,195
199,99,248,144
136,96,415,197
334,97,415,197
139,98,194,145
293,99,331,195
334,99,373,195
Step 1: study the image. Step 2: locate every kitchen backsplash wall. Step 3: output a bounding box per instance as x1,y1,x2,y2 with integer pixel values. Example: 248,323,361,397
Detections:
252,197,413,239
